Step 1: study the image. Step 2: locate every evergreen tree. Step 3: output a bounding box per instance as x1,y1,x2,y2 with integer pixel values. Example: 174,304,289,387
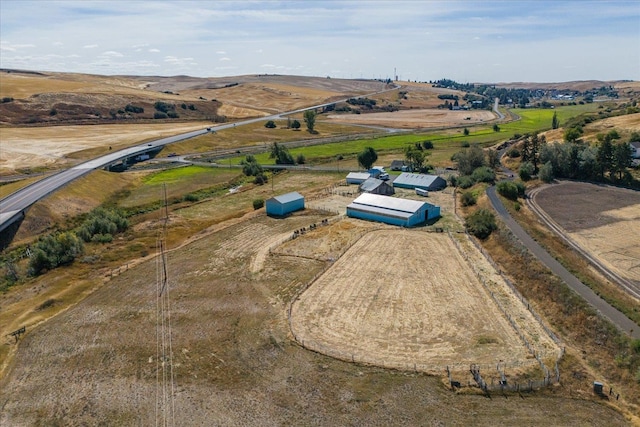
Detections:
551,111,559,129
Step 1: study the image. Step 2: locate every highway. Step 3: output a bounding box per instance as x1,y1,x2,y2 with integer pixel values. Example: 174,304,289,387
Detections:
0,84,399,234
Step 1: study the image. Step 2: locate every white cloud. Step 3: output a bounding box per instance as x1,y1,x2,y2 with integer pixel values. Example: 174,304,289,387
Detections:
216,51,226,55
101,51,124,57
83,44,98,49
149,48,160,53
219,57,230,61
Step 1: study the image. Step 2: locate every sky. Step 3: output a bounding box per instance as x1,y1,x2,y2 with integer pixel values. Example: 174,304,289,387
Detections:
1,0,639,83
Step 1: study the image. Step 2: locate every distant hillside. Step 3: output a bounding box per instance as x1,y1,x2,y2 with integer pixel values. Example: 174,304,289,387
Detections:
0,70,388,126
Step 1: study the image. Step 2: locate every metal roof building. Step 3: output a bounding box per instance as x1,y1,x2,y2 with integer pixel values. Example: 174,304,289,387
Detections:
346,172,372,185
392,173,447,191
359,178,395,195
266,191,305,216
346,193,440,227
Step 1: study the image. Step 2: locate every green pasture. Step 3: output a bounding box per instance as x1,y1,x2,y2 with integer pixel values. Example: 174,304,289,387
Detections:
121,165,242,207
190,104,603,169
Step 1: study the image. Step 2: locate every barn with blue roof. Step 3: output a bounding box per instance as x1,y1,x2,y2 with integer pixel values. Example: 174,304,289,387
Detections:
392,173,447,191
266,191,305,216
346,193,440,227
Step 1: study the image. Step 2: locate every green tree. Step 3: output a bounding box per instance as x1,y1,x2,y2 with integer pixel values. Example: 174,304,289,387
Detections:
492,124,500,132
241,154,264,177
269,142,295,165
551,111,559,129
291,119,301,130
453,144,485,176
539,161,554,183
357,147,378,170
612,142,633,180
465,209,497,239
597,138,614,179
303,110,316,133
519,161,534,181
264,120,277,128
404,145,425,171
463,127,470,136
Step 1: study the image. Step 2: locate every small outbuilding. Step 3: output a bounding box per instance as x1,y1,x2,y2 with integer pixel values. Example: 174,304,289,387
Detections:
359,177,395,195
392,173,447,191
346,172,372,185
265,191,305,216
390,160,405,171
346,193,440,227
630,141,640,159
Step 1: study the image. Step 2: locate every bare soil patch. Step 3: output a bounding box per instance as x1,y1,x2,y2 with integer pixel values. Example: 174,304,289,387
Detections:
326,109,496,129
534,181,640,287
0,122,209,174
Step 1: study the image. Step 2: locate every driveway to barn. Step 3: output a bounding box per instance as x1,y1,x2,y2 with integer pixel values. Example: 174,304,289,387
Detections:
486,185,640,339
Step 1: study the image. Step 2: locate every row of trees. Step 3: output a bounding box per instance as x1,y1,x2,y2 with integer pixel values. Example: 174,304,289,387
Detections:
515,129,636,185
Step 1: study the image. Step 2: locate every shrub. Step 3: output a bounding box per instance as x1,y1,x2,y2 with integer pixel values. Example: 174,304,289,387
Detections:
496,181,519,200
167,111,179,119
463,128,470,136
77,208,128,242
471,166,495,184
183,193,200,202
422,140,434,149
457,175,475,189
460,191,477,207
296,154,306,164
154,101,173,113
253,199,264,210
154,112,168,119
254,174,268,185
514,201,521,211
264,120,277,128
507,148,520,158
125,104,144,113
465,209,497,239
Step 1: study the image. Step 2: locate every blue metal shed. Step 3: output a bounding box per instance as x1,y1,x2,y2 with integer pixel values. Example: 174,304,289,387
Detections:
266,191,305,216
392,173,447,191
346,193,439,227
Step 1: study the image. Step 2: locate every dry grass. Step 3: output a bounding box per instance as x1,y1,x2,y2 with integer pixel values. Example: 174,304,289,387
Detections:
291,229,558,372
0,184,630,425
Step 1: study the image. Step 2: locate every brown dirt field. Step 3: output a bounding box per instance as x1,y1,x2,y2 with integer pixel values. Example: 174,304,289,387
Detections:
326,109,496,129
0,208,626,426
534,181,640,288
290,229,559,372
0,122,210,174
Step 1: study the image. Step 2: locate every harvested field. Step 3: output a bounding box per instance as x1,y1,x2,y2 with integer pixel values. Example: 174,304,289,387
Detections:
0,122,209,174
290,229,557,372
533,181,640,288
325,109,496,129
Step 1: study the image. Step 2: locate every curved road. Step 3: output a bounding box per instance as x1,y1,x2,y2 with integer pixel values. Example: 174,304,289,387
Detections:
0,83,400,234
487,186,639,339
